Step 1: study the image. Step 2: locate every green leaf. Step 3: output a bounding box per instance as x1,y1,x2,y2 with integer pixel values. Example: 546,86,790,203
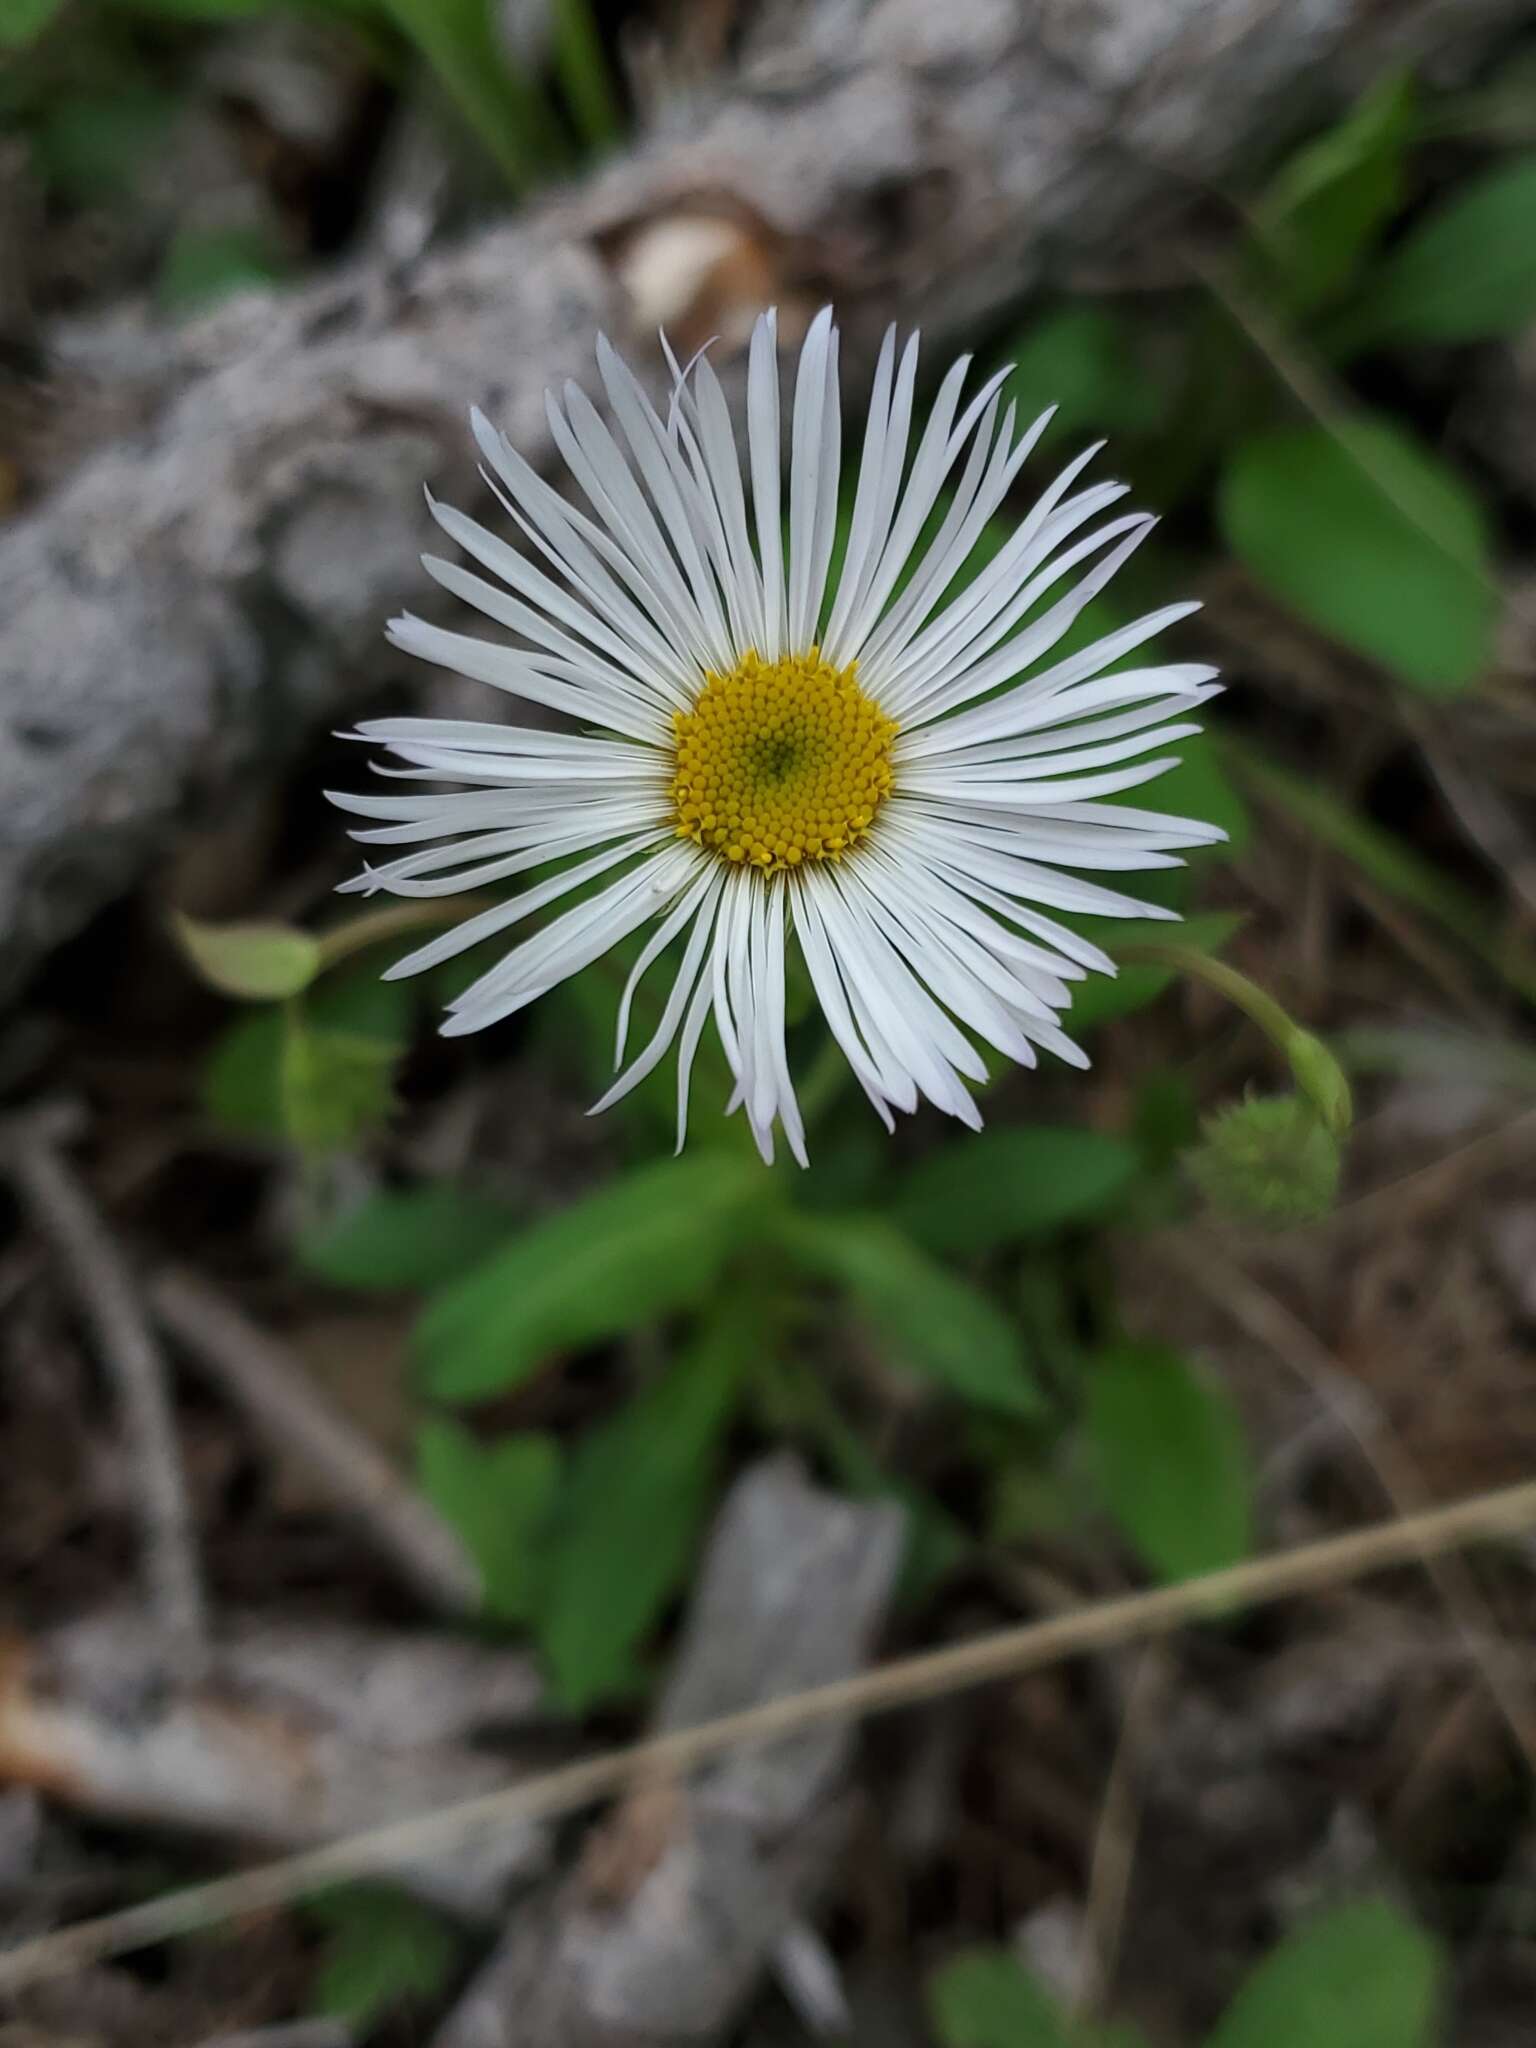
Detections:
1252,72,1417,310
158,225,288,314
416,1153,767,1401
1219,415,1495,694
775,1212,1044,1418
416,1419,560,1624
1345,155,1536,347
172,912,321,1002
1086,1341,1253,1581
893,1127,1140,1256
1208,1899,1443,2048
1000,305,1165,448
928,1947,1071,2048
308,1885,462,2029
0,0,66,47
298,1182,521,1293
281,1019,399,1155
201,964,411,1142
536,1303,749,1709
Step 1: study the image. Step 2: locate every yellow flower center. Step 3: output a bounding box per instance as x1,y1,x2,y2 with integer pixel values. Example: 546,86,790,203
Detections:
670,649,898,873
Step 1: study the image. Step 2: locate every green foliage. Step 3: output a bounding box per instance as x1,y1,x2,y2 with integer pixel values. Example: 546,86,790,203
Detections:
201,964,411,1143
172,912,321,1002
1343,154,1536,347
927,1947,1073,2048
774,1211,1045,1418
1086,1341,1253,1581
892,1127,1140,1256
1000,305,1166,447
1219,415,1495,693
415,1153,769,1401
548,0,622,150
1187,1095,1342,1227
30,89,175,198
1252,71,1417,311
308,1885,462,2030
417,1419,560,1623
298,1182,522,1293
158,224,289,313
381,0,566,191
535,1303,750,1709
1207,1898,1443,2048
280,1015,399,1155
0,0,66,46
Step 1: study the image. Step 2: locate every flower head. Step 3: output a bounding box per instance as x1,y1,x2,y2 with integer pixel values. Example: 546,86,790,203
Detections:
330,308,1223,1164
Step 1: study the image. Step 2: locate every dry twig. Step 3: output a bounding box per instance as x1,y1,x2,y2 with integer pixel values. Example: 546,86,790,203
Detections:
151,1267,481,1619
5,1470,1536,1994
0,1108,205,1662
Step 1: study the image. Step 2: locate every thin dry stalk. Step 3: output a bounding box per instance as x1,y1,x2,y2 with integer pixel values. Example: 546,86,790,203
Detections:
151,1267,480,1618
0,1108,205,1661
1169,1237,1536,1775
1071,1646,1173,2024
5,1471,1536,1995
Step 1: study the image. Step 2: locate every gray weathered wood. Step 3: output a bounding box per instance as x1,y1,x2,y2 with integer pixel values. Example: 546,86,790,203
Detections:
0,0,1523,998
431,1456,904,2048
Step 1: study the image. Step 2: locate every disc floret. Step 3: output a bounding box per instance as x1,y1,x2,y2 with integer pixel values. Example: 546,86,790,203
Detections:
671,648,898,873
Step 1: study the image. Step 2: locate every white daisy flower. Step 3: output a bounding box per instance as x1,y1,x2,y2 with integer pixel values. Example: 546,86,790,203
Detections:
330,307,1223,1165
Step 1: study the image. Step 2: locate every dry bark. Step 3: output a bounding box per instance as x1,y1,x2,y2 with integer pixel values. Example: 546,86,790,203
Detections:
0,0,1526,999
0,1613,551,1921
431,1455,904,2048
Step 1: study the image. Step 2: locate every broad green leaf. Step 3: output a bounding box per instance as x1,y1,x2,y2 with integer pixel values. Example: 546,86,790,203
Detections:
280,1019,398,1155
0,0,66,46
1252,72,1417,309
1220,415,1495,693
1086,1341,1253,1581
1208,1898,1443,2048
536,1303,750,1709
1066,910,1243,1033
158,225,288,314
893,1127,1140,1256
775,1212,1044,1418
416,1419,560,1624
308,1885,461,2029
1345,154,1536,346
201,964,412,1142
1000,305,1165,447
927,1948,1070,2048
172,912,321,1002
299,1183,521,1293
416,1153,767,1401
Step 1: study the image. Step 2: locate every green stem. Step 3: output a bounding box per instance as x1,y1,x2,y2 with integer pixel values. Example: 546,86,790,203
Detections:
315,896,499,974
1112,939,1351,1135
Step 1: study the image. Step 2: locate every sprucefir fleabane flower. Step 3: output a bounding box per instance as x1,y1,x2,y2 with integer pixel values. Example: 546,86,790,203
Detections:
330,308,1223,1164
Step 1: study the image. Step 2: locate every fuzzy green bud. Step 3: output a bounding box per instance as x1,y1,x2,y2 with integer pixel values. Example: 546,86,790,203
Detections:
1186,1093,1342,1227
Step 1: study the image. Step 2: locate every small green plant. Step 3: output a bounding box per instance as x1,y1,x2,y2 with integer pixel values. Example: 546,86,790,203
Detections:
927,1896,1444,2048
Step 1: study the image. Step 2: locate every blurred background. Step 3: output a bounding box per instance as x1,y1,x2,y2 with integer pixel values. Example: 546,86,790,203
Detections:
3,0,1536,2043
